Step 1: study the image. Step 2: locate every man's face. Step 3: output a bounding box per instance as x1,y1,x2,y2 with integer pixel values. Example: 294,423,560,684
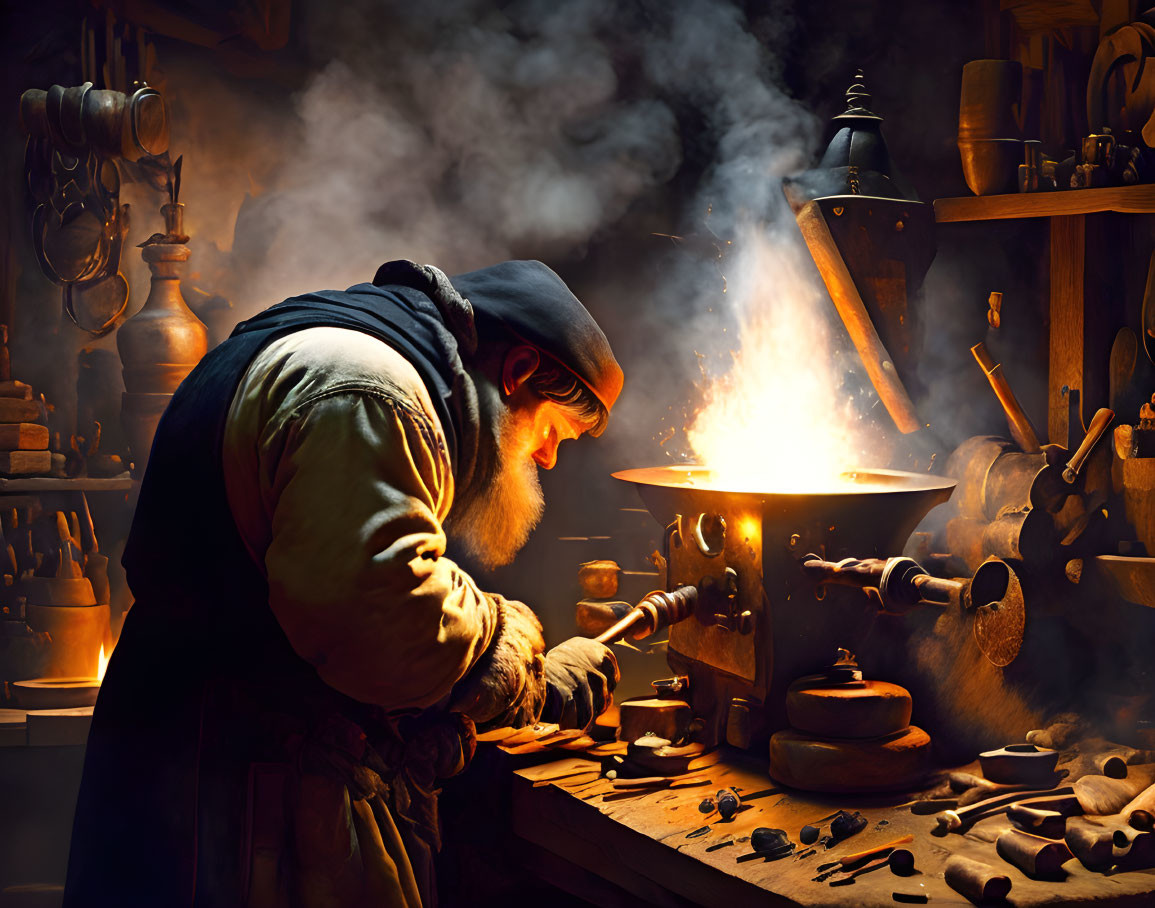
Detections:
451,384,586,570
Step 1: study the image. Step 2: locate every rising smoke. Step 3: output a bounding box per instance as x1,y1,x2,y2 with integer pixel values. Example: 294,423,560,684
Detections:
180,0,687,312
158,0,884,472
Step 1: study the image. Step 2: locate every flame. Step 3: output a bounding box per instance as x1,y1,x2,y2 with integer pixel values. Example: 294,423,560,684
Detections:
97,644,108,683
685,229,882,493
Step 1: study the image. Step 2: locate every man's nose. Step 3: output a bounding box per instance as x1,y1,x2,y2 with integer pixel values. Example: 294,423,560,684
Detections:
533,433,560,470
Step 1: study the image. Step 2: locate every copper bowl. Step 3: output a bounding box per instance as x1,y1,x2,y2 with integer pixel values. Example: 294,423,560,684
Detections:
613,466,956,557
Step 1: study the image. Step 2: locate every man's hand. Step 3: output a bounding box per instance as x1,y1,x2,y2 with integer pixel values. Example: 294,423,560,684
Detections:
541,637,620,731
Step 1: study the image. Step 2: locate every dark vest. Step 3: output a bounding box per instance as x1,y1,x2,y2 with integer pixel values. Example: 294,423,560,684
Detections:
65,286,465,908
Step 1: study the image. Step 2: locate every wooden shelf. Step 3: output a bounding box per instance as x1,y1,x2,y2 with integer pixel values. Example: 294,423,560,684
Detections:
934,184,1155,222
0,476,132,493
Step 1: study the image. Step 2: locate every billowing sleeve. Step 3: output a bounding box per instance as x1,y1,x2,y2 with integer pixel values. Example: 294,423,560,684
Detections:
260,387,545,722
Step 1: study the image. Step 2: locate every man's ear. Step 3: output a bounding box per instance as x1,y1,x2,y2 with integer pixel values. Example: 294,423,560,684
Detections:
502,345,541,396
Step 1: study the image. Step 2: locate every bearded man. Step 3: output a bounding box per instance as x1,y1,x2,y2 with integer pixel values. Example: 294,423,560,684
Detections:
64,260,622,908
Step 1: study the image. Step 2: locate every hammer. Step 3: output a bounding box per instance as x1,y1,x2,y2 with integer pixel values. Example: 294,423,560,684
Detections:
594,586,698,644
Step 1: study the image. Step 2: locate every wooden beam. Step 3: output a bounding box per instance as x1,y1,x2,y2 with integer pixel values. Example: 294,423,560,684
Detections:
1050,214,1085,446
935,185,1155,223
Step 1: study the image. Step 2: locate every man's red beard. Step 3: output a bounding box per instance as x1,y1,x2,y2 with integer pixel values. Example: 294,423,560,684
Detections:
448,404,545,569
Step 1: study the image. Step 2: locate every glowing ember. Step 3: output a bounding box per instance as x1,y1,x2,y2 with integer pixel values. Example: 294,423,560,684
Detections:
97,644,108,683
685,228,881,493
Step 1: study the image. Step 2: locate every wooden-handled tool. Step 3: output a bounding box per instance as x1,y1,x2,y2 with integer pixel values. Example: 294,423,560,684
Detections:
972,341,1042,454
836,834,915,867
935,786,1075,833
934,768,1155,834
1063,407,1114,483
594,586,697,644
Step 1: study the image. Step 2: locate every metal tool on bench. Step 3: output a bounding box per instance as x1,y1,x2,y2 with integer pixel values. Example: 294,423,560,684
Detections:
592,585,698,645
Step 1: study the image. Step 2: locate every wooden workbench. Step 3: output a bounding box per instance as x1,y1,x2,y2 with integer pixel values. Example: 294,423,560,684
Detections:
498,748,1155,907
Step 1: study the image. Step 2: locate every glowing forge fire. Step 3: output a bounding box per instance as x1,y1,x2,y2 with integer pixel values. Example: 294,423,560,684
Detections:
97,644,108,683
684,229,883,493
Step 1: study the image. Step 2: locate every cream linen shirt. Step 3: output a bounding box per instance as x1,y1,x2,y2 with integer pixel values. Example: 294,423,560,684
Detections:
221,326,500,712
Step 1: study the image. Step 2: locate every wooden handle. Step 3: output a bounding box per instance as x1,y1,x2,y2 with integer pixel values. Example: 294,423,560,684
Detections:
839,834,915,866
937,785,1075,832
796,201,921,434
972,342,1042,453
1063,407,1114,483
594,586,697,644
958,784,1073,819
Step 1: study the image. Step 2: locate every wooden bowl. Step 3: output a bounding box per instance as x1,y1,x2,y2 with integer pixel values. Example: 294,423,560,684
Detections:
980,743,1060,785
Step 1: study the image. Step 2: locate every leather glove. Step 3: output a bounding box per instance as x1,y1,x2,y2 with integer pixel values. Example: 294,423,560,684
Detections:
540,637,620,731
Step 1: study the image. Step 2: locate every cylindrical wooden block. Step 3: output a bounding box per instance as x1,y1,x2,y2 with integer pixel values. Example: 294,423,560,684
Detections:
785,679,912,739
768,725,930,793
619,698,691,744
944,855,1012,903
577,560,620,599
996,828,1073,876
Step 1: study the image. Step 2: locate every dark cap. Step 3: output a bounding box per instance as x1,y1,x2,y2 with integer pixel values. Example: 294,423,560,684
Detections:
449,260,624,412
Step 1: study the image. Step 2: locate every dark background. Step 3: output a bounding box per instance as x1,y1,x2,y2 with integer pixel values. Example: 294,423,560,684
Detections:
0,0,1123,894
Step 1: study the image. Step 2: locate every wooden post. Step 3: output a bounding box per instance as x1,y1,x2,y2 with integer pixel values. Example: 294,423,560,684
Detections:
1050,213,1125,448
1049,214,1085,447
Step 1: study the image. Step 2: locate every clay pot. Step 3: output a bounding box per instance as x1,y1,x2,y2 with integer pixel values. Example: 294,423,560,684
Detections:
117,212,205,474
959,138,1023,196
117,245,206,372
122,362,195,394
958,60,1025,196
121,391,173,473
20,576,96,607
25,601,109,679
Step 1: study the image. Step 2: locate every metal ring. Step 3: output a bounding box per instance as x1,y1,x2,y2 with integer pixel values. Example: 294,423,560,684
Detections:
690,513,726,557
